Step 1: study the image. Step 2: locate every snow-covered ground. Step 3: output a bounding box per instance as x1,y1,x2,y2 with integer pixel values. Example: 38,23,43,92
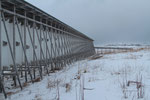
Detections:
3,48,150,100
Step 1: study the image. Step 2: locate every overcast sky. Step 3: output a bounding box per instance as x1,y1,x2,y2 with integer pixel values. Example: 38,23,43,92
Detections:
25,0,150,46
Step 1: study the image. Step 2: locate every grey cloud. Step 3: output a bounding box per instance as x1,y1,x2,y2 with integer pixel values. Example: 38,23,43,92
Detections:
25,0,150,46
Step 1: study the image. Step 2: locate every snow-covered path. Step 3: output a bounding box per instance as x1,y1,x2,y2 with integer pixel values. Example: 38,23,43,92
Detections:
5,49,150,100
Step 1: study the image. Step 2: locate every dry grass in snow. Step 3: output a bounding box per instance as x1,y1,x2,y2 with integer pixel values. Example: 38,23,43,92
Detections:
1,47,150,100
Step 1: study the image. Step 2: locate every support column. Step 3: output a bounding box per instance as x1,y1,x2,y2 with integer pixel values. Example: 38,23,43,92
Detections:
62,32,68,66
39,19,42,74
47,26,55,71
2,11,22,90
0,0,2,78
33,15,36,79
15,16,33,83
0,1,6,98
57,28,63,69
59,30,65,67
24,11,27,82
39,18,49,75
13,5,17,86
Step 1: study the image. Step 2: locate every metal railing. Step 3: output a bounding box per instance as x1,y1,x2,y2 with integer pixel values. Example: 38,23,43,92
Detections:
95,47,133,54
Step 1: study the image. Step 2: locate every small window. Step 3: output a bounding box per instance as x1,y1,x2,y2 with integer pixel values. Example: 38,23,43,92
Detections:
3,41,7,46
35,45,37,49
57,30,59,33
16,41,20,46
